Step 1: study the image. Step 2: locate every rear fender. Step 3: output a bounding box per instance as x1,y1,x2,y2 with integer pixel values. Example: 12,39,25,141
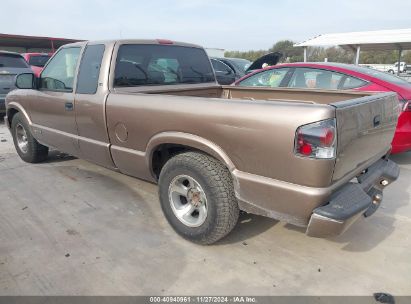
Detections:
146,131,236,178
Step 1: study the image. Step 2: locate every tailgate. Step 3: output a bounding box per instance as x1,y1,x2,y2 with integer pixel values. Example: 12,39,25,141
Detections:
331,92,399,181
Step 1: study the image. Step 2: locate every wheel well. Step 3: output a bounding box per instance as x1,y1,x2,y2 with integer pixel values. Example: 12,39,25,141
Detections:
151,144,193,180
150,143,232,181
7,108,19,126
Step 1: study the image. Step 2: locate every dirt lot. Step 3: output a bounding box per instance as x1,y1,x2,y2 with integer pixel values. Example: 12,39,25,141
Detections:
0,116,410,296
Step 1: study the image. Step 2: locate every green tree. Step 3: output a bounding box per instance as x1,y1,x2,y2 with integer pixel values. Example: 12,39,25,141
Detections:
269,40,303,62
224,50,266,61
403,51,411,64
361,50,397,64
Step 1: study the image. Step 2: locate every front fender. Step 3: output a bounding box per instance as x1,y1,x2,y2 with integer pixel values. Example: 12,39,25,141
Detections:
5,101,32,129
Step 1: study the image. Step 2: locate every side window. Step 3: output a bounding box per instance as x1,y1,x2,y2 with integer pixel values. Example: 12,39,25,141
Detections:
289,68,343,90
40,47,81,91
211,59,234,75
76,45,105,94
341,76,367,89
237,68,289,87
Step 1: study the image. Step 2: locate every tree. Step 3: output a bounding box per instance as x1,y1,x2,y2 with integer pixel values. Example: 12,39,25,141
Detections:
224,50,267,62
269,40,303,62
361,50,398,64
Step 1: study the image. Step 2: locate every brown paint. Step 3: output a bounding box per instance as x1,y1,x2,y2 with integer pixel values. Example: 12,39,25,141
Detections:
5,39,400,237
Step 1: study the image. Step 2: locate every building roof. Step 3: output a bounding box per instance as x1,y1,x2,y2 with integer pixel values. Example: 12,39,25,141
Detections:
294,28,411,51
0,33,83,50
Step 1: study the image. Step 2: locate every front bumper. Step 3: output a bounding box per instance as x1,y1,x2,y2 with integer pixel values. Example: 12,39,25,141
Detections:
306,158,399,237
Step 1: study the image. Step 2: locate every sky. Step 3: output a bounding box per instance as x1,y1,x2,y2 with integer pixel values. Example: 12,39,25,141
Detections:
2,0,411,51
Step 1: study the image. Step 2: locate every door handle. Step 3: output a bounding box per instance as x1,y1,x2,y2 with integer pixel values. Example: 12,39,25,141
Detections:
65,102,74,111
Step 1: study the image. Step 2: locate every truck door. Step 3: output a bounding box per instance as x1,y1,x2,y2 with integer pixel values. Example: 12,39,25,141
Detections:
74,43,116,169
29,46,82,156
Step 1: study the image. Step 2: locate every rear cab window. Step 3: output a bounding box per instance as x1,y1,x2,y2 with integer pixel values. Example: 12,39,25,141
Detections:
0,53,29,68
113,44,215,87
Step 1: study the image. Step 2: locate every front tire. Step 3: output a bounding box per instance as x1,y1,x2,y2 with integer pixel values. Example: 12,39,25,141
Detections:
11,113,48,163
159,152,239,245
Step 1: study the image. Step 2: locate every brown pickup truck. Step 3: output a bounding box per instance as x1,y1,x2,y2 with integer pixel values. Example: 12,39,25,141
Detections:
5,39,400,244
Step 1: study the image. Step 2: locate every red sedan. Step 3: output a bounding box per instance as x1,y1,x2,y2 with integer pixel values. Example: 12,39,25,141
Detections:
234,62,411,154
21,53,53,77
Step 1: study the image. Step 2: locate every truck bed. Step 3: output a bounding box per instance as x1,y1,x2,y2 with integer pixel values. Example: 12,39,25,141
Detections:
114,84,372,104
110,84,399,187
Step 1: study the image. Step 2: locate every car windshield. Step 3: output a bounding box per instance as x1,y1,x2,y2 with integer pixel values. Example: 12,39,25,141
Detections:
227,58,252,73
0,54,29,68
28,55,51,67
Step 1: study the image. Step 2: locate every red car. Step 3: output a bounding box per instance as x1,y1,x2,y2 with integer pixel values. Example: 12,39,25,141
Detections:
235,62,411,154
21,53,53,77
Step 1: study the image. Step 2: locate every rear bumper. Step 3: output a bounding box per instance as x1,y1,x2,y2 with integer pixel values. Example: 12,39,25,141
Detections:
306,158,399,237
234,154,399,237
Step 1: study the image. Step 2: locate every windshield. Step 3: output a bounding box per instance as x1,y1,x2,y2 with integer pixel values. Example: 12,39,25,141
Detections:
0,54,29,68
114,44,215,87
28,55,51,67
226,58,251,73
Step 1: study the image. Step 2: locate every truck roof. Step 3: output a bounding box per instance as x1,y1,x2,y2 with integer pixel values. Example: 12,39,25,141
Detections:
61,39,204,49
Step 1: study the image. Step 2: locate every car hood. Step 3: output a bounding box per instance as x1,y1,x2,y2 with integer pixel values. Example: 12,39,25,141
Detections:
246,52,282,73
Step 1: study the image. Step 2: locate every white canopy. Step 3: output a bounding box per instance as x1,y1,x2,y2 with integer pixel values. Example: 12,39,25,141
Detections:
294,29,411,70
294,28,411,51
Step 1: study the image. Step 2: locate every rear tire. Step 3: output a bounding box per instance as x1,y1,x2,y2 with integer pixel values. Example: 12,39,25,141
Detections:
159,152,239,245
11,113,48,163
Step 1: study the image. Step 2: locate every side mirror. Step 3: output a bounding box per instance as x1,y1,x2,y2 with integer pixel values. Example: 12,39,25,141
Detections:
15,73,35,89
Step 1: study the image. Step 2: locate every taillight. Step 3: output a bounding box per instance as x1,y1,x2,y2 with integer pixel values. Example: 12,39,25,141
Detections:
295,119,337,159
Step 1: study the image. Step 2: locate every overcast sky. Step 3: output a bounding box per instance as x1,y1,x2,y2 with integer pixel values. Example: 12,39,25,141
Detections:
2,0,411,51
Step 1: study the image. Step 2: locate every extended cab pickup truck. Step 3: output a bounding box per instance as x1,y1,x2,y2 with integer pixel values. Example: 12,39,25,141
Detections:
5,39,400,244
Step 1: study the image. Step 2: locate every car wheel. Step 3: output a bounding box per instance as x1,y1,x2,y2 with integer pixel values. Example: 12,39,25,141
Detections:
11,113,48,163
158,151,239,245
388,69,394,74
